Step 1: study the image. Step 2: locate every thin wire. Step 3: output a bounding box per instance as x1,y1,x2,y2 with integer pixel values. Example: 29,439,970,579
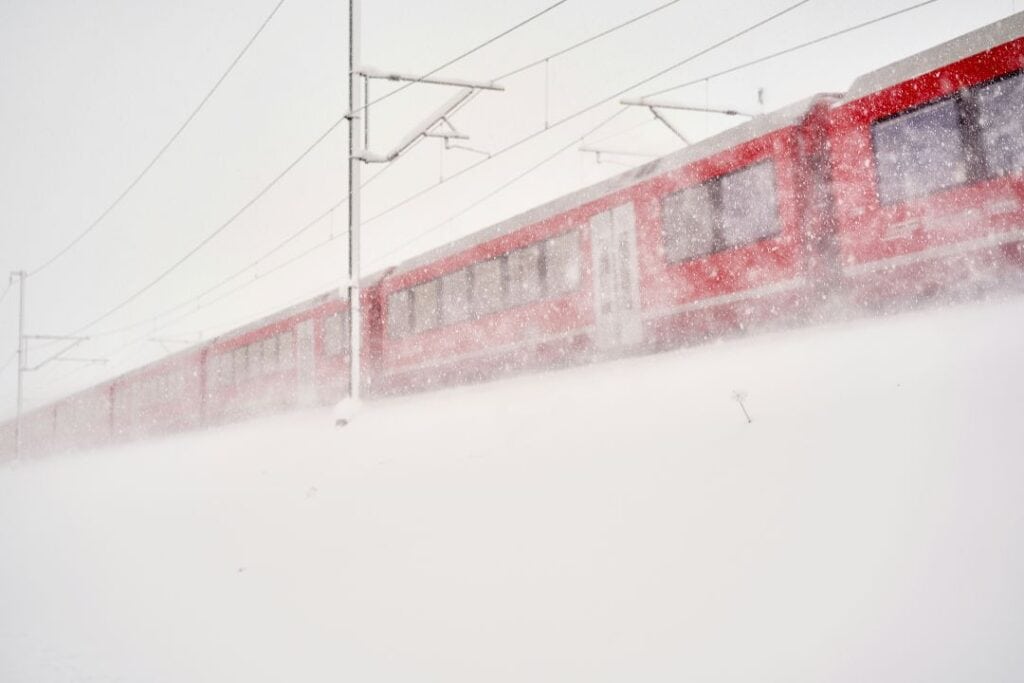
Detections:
643,0,942,98
38,115,630,389
359,0,815,232
30,0,943,403
368,108,629,268
0,282,11,307
99,0,817,328
30,0,813,396
30,0,289,277
588,113,659,145
87,163,393,339
57,0,571,340
351,0,572,117
62,116,349,338
494,0,687,80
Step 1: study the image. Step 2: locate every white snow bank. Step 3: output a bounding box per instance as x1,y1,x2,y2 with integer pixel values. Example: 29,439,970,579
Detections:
2,298,1023,682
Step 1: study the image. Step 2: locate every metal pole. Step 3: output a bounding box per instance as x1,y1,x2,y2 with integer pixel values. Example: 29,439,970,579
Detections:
12,270,25,457
347,0,362,402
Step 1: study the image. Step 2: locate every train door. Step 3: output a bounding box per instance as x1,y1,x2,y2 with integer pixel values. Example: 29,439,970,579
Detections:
296,319,316,404
590,202,643,350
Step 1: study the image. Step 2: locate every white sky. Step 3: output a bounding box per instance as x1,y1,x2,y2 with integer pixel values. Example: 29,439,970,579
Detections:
0,0,1019,416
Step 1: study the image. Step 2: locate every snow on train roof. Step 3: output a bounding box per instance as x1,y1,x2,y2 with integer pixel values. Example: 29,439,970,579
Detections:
843,11,1024,103
386,94,832,279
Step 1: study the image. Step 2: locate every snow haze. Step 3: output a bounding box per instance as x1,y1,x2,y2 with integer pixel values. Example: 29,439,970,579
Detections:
2,296,1022,681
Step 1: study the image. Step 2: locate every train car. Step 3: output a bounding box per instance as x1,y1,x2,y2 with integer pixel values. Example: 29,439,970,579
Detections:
111,348,205,442
829,13,1024,308
52,382,114,453
3,15,1023,458
633,94,838,348
202,289,366,424
376,93,839,392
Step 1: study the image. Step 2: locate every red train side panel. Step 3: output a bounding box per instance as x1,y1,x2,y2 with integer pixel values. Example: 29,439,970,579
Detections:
829,14,1024,307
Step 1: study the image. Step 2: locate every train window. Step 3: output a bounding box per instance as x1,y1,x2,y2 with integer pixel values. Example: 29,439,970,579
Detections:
323,312,347,355
719,161,780,248
441,269,472,323
544,230,581,296
387,289,412,338
263,337,278,373
248,343,263,378
278,330,295,368
507,244,543,306
974,71,1024,178
472,258,504,315
661,183,717,261
873,98,969,205
233,346,247,385
219,353,233,388
412,280,441,332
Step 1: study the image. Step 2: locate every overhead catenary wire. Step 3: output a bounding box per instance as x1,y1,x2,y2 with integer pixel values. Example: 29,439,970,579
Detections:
494,0,686,81
641,0,943,98
367,108,630,268
56,0,573,341
356,0,816,240
86,163,394,340
349,0,572,117
67,0,818,351
29,0,290,278
52,0,694,345
35,111,634,396
33,0,937,399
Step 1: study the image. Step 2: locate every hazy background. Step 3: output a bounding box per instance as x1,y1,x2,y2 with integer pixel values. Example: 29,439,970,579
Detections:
1,0,1019,416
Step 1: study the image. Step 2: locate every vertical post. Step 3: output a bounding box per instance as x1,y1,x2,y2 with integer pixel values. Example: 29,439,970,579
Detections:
347,0,362,402
12,270,26,457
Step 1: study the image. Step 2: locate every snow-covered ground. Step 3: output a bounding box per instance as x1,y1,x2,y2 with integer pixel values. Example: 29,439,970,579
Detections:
2,297,1024,682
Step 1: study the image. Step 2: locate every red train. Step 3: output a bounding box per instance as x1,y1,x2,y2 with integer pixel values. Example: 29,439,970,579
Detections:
4,14,1023,458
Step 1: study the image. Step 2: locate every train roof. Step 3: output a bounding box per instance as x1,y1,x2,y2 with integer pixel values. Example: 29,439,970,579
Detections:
844,11,1024,103
387,93,836,279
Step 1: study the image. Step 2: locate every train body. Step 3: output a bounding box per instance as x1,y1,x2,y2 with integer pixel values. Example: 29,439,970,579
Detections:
3,14,1023,458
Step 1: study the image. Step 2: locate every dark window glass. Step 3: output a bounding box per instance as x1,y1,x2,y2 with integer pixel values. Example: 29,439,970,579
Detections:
441,269,471,323
720,161,780,247
661,183,716,262
411,280,440,333
544,230,581,296
507,244,543,305
323,312,347,356
387,290,412,338
873,98,969,204
472,259,504,315
975,71,1024,178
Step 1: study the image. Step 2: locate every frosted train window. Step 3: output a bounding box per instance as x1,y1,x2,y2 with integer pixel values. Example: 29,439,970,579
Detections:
472,258,505,315
387,290,412,338
323,312,346,355
662,183,717,261
544,230,581,296
974,71,1024,177
278,330,295,368
507,244,543,306
249,343,263,378
873,98,968,205
441,269,471,323
233,346,247,385
220,353,233,388
262,336,278,373
412,280,441,332
719,161,780,248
